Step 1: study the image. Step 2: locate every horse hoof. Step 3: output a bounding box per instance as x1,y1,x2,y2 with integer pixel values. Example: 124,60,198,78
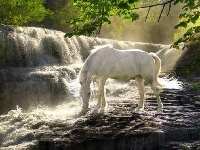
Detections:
157,108,163,113
101,104,107,109
102,102,107,107
97,108,104,114
95,105,101,109
135,107,144,113
80,108,89,115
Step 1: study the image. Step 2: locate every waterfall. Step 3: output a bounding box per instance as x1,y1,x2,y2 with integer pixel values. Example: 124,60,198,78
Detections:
0,25,183,114
0,25,184,149
0,25,172,68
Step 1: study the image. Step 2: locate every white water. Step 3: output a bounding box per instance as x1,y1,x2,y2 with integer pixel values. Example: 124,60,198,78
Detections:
0,26,183,149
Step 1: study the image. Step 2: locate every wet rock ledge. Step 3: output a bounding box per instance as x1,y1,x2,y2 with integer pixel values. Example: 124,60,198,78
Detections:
38,82,200,150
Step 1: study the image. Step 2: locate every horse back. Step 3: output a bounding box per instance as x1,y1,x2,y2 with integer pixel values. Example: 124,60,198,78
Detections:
89,48,155,80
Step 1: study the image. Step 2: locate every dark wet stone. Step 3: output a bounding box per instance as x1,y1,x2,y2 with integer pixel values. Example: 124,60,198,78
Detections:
37,78,200,150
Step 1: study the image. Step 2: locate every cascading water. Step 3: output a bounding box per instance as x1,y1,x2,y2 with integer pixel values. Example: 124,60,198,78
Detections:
0,25,184,149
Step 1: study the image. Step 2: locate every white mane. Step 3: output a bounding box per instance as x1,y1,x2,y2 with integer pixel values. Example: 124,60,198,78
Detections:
91,44,113,53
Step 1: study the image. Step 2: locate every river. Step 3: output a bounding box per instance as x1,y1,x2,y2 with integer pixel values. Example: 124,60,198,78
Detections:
0,25,188,149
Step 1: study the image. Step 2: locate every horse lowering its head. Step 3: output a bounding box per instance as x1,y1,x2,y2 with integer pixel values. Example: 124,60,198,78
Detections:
79,44,164,112
78,59,92,109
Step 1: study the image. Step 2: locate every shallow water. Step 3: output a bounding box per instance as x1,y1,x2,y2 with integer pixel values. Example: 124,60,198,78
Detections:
0,26,184,149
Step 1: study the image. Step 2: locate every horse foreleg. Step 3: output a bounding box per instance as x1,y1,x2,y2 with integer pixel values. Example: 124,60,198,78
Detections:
101,88,106,108
97,78,106,108
135,76,145,112
150,81,163,113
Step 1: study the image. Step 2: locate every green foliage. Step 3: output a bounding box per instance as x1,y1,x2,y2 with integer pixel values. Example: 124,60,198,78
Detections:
190,82,200,91
65,0,139,37
64,0,199,47
0,0,52,25
174,19,200,43
50,0,79,31
172,0,200,48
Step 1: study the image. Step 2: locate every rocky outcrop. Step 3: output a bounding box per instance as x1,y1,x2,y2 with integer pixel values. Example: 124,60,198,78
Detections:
174,42,200,77
37,82,200,150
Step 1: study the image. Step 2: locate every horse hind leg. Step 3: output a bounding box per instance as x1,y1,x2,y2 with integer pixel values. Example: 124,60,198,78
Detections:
150,81,163,113
135,76,145,112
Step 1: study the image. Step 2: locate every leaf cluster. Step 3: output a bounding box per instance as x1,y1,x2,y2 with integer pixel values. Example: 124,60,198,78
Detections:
65,0,139,37
173,0,200,48
0,0,52,25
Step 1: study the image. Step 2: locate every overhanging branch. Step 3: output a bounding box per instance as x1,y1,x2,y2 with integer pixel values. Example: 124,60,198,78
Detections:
132,0,175,10
145,7,151,22
158,4,165,22
132,0,176,22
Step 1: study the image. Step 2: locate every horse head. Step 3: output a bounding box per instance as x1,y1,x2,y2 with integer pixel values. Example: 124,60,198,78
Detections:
79,70,92,109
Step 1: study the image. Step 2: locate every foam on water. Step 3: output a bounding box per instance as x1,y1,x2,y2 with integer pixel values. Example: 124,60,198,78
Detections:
0,26,185,149
0,100,83,149
0,76,102,149
0,77,184,149
160,76,183,89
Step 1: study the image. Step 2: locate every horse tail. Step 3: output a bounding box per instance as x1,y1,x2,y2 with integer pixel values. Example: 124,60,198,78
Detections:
149,53,164,87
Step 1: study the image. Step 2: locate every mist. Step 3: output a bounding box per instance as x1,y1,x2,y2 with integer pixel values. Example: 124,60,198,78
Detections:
99,3,183,44
40,0,184,44
0,2,193,149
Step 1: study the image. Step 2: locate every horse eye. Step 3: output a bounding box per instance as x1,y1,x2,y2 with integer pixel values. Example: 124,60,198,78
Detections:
80,81,83,85
88,92,91,96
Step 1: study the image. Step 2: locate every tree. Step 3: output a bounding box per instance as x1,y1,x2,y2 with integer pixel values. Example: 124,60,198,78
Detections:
65,0,140,37
50,0,79,32
65,0,200,47
173,0,200,48
0,0,52,25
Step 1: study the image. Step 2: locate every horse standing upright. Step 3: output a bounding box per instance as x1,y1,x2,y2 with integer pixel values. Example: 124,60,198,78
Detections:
79,44,164,113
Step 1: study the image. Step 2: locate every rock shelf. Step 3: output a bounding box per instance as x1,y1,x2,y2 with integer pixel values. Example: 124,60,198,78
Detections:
38,84,200,150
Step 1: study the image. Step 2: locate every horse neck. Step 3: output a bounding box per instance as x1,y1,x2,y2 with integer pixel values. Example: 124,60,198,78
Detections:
80,58,92,85
81,59,90,75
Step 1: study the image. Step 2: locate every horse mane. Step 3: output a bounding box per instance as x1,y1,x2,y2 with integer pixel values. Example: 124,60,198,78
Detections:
79,44,113,85
79,44,113,83
91,44,113,53
78,60,90,85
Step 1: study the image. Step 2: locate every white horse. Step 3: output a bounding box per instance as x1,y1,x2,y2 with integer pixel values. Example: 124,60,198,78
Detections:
79,44,164,113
